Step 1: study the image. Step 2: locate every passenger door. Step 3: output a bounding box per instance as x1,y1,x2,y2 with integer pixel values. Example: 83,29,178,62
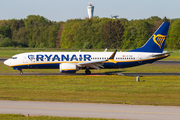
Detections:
23,55,28,63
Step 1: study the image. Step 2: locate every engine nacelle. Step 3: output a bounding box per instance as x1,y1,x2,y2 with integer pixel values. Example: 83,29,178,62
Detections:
59,63,79,73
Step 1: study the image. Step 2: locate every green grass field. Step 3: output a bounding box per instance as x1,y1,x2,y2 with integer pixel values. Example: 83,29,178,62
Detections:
0,114,120,120
0,75,180,106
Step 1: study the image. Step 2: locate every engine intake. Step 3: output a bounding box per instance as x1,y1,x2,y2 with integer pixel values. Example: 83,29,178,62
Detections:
59,63,79,73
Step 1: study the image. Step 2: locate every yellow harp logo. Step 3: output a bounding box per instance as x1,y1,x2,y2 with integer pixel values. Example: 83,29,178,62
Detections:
153,34,166,49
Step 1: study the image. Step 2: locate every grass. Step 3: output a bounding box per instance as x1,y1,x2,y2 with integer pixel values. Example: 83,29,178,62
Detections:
0,75,180,106
0,47,180,61
0,114,120,120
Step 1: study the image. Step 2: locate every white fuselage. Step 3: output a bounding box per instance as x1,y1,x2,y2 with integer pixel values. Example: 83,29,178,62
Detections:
4,51,168,69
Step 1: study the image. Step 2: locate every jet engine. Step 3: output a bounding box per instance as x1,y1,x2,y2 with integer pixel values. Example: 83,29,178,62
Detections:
59,63,79,73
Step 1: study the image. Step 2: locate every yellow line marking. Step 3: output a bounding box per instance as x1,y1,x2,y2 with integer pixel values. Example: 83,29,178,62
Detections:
0,106,180,115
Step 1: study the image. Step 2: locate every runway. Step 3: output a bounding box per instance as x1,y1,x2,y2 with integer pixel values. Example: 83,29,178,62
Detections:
0,100,180,120
0,59,6,62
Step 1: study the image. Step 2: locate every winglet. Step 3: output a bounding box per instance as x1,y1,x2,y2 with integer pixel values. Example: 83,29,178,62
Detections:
109,50,117,59
108,50,117,63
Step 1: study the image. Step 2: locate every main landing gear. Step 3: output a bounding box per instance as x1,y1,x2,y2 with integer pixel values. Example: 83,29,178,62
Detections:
85,69,91,75
20,69,23,75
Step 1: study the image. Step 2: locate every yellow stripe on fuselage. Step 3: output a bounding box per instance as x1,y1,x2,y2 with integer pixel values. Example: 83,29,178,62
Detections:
62,69,76,71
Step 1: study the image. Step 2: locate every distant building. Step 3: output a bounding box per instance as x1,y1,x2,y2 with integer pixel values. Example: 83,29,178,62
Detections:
111,15,119,19
87,3,94,19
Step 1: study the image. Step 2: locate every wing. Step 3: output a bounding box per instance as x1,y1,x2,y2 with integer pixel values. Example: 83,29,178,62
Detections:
77,60,106,69
77,50,117,69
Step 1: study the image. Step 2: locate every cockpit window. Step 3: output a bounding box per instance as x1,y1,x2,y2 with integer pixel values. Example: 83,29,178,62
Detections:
11,57,17,59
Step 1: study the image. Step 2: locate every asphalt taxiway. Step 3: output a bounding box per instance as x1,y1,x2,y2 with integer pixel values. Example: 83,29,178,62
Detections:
0,100,180,120
0,59,6,62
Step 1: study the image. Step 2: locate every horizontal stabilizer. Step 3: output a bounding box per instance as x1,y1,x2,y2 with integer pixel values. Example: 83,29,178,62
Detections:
151,52,172,57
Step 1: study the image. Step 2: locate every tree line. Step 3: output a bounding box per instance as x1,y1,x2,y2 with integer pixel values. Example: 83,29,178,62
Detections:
0,15,180,49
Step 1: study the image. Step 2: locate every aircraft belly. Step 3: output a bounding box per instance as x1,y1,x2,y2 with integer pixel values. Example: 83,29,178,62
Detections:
13,63,59,69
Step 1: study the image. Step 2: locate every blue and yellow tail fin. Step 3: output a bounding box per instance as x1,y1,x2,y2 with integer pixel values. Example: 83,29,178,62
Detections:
129,22,170,53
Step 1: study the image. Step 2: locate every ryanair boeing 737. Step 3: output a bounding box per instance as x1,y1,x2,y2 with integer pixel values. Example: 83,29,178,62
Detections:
4,22,170,75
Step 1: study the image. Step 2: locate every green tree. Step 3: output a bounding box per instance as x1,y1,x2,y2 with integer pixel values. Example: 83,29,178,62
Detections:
24,15,49,28
0,37,13,47
122,20,150,49
56,24,64,48
47,22,63,48
18,19,25,28
0,20,8,26
166,20,180,49
102,20,124,49
60,19,82,48
0,25,11,38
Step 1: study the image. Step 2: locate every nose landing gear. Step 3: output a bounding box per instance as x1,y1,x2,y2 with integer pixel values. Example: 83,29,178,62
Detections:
13,67,23,75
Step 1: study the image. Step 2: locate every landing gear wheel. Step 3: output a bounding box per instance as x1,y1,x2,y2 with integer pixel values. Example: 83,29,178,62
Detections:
20,70,23,75
85,69,91,75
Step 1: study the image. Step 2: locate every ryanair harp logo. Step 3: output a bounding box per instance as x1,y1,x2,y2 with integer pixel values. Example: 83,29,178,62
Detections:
28,55,34,61
153,34,166,48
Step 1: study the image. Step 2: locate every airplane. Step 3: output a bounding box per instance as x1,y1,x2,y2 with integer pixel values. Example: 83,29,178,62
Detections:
4,22,170,75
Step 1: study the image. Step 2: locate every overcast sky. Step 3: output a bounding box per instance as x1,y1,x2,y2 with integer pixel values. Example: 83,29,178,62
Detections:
1,0,179,22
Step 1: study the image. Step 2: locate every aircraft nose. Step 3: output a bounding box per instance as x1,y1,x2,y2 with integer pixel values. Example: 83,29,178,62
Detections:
4,59,10,66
